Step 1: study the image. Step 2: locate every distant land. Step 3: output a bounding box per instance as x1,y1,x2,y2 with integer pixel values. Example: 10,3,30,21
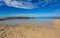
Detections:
0,17,35,21
0,16,60,21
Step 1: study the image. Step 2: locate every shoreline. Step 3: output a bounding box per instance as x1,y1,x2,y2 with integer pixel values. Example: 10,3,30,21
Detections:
0,19,60,38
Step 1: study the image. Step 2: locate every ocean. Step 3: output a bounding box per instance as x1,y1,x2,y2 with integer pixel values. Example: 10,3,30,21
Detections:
0,18,54,26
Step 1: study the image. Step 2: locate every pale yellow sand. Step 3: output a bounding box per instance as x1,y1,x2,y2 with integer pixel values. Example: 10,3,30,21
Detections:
53,19,60,30
0,19,60,38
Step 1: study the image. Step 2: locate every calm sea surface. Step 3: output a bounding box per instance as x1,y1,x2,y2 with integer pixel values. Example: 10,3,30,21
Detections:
0,18,54,26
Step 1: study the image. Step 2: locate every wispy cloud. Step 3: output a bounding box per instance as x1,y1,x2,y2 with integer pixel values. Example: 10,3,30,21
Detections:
16,9,60,17
0,0,58,9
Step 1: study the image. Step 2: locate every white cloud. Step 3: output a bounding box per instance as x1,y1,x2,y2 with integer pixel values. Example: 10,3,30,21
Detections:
0,0,3,6
0,0,3,1
0,0,58,9
0,4,1,6
0,3,2,6
2,0,38,9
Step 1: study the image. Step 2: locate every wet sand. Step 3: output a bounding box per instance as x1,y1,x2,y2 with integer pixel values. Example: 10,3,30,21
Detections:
0,19,60,38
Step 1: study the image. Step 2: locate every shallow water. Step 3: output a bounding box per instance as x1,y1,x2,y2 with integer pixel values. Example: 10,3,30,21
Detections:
0,18,54,26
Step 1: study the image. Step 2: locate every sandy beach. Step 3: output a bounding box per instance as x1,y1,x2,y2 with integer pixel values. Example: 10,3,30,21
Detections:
0,19,60,38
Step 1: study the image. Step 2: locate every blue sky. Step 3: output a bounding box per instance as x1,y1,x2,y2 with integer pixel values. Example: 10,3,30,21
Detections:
0,0,60,17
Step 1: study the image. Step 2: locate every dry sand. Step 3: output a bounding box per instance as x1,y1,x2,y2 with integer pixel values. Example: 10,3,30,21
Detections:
0,19,60,38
